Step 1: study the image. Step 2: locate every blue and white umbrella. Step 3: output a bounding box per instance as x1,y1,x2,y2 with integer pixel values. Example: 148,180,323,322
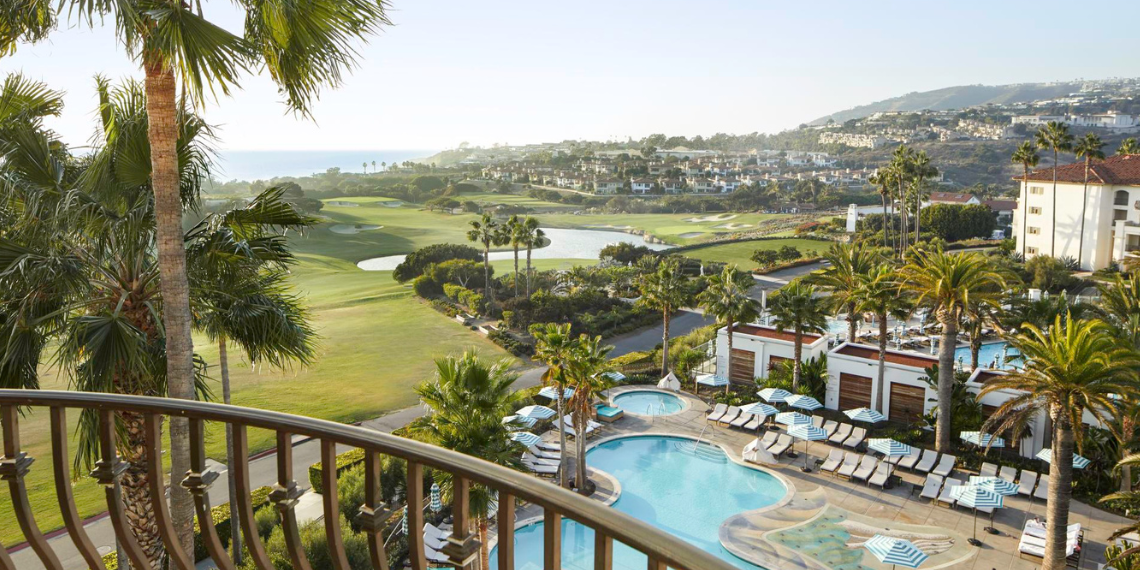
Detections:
788,424,828,471
967,476,1018,496
758,388,792,403
501,415,536,430
951,485,1005,544
516,405,556,420
775,411,812,427
960,431,1005,448
696,373,730,387
740,402,779,418
1036,448,1090,469
785,395,822,412
844,407,886,424
429,483,442,513
600,371,626,383
509,431,543,447
864,534,928,569
537,386,574,400
868,438,912,458
400,506,408,535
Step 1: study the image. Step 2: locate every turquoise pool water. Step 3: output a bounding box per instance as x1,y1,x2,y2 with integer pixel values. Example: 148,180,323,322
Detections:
953,341,1022,369
611,391,684,416
490,435,785,569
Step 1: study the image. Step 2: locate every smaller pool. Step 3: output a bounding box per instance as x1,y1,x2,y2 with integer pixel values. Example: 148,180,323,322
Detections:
612,390,684,416
954,341,1022,370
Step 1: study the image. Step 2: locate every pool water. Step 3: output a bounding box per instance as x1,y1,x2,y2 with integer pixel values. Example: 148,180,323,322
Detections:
953,341,1022,370
490,436,785,569
611,391,684,416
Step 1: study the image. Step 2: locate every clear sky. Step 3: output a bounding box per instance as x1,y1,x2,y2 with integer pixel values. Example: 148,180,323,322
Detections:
4,0,1139,151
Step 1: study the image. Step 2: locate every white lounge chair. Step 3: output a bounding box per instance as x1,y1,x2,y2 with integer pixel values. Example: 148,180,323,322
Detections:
937,478,964,507
898,447,924,470
999,466,1018,483
888,447,920,467
558,415,600,436
535,441,560,453
1017,471,1038,496
931,454,956,478
423,543,452,565
718,406,742,426
919,474,944,500
1019,520,1082,563
842,427,867,449
740,415,761,431
852,456,879,482
706,403,728,423
1034,475,1050,500
522,453,559,466
829,423,853,444
526,446,561,461
423,523,451,550
914,450,939,473
837,452,861,479
729,411,751,429
820,449,844,474
868,462,893,488
980,462,998,478
821,420,838,438
525,460,558,476
811,415,825,429
768,434,793,457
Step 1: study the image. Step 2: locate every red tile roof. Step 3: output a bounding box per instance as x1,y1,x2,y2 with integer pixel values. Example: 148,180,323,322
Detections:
984,199,1018,211
834,344,937,368
928,192,976,203
1020,154,1140,186
735,324,823,343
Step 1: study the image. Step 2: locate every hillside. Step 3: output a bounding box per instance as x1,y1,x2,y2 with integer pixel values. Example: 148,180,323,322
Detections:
810,82,1083,125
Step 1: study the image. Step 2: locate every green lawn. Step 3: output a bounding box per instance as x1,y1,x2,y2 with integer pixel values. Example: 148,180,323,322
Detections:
539,212,792,245
679,238,833,269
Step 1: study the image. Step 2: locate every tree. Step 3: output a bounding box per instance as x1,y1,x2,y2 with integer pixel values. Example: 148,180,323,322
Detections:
467,213,508,315
565,335,614,494
1118,138,1140,156
521,217,544,298
909,150,937,246
409,351,525,570
506,215,525,297
1011,141,1041,258
371,159,376,172
1074,133,1105,268
531,323,578,488
852,265,910,412
637,260,691,374
751,249,780,268
697,266,760,392
393,243,483,283
768,282,828,391
777,245,801,261
981,315,1139,570
901,250,1004,452
808,242,880,342
1035,122,1074,258
869,166,896,251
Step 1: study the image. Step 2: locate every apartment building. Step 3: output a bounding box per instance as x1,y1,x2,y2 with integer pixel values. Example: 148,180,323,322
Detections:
818,132,888,149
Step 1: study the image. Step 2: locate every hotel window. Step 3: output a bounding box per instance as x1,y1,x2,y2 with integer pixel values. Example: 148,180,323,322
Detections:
1027,247,1039,255
1027,227,1041,235
1029,207,1042,215
1029,186,1045,195
1115,209,1129,222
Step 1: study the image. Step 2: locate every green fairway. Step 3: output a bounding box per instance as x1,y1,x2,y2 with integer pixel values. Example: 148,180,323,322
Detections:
539,212,792,244
679,238,833,269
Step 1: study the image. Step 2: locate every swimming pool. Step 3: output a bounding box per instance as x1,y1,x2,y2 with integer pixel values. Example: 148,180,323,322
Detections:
611,390,684,416
953,341,1022,370
490,435,786,569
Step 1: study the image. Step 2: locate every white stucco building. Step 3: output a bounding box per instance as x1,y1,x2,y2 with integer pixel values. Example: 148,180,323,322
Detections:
715,324,829,383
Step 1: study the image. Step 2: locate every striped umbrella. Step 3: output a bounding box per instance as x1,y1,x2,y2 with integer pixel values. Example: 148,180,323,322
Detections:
429,483,442,513
509,431,542,447
696,373,729,387
968,476,1018,496
844,407,885,424
776,411,812,427
785,395,822,412
758,388,792,403
537,386,574,400
600,371,626,383
864,534,928,569
400,506,408,535
960,431,1005,448
516,405,556,420
501,415,536,430
868,438,912,458
951,485,1005,545
741,402,779,418
1036,448,1090,469
788,424,828,471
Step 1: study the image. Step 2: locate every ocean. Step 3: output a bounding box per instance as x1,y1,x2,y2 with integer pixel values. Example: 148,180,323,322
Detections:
214,149,438,181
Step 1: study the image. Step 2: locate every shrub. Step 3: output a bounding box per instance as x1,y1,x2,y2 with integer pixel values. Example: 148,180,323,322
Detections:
308,448,407,501
457,289,486,313
751,249,780,267
442,283,467,302
253,516,371,570
412,274,442,298
393,243,482,282
488,329,534,356
1025,255,1077,292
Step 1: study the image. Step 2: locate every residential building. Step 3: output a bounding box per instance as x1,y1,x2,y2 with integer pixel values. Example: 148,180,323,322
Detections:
630,178,655,194
689,178,717,193
819,132,888,149
824,343,937,426
661,179,685,193
1012,112,1139,131
595,179,622,195
927,192,980,206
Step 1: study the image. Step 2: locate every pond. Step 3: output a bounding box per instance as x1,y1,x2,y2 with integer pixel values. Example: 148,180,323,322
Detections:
356,227,672,271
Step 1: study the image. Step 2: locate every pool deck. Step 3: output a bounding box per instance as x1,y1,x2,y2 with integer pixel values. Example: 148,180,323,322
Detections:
525,386,1132,570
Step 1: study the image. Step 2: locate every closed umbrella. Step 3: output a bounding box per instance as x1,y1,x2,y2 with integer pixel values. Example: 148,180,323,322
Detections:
429,483,442,513
951,485,1004,546
863,534,928,569
758,388,791,403
968,476,1017,534
788,424,828,472
844,407,885,424
400,506,408,535
785,395,822,414
1036,448,1090,469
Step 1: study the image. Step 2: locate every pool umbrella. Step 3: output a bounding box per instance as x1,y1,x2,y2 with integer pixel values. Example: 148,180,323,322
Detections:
968,476,1018,534
775,411,812,427
758,388,791,404
844,407,885,424
601,371,626,383
516,405,556,420
429,483,442,513
501,415,536,430
959,431,1005,449
788,424,828,472
1036,448,1090,469
400,506,408,535
509,431,542,447
863,534,928,569
696,373,729,387
537,386,574,400
951,485,1004,546
867,438,911,459
785,395,822,414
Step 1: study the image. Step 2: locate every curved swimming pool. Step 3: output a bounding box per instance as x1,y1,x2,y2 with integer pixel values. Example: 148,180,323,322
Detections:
611,390,684,416
490,435,785,569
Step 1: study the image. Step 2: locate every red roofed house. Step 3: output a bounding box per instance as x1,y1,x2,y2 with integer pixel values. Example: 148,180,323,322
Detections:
926,191,981,206
1013,154,1140,270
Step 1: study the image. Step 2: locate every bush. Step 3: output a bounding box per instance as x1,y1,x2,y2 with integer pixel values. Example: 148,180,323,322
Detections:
393,243,483,282
751,249,781,267
192,485,275,561
412,274,442,298
1025,255,1077,292
443,283,467,302
251,516,372,570
308,448,407,501
488,329,534,356
457,289,486,313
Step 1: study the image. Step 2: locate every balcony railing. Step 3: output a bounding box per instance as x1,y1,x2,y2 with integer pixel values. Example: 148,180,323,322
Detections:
0,390,736,570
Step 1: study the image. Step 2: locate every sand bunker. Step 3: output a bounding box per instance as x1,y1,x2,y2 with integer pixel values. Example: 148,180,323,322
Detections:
380,200,403,207
685,213,737,223
327,201,359,207
677,232,705,239
712,222,753,230
585,224,633,230
330,224,382,234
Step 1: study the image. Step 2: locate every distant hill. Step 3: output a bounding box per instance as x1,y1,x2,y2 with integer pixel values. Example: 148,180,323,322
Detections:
810,82,1083,125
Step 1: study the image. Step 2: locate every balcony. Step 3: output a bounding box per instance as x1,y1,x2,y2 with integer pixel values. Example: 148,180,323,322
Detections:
0,390,733,570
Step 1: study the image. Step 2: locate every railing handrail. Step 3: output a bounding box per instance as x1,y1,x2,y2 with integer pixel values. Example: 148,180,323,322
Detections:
0,389,738,570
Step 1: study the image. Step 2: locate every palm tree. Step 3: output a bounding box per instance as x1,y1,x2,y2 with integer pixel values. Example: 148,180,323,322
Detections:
362,161,368,173
565,335,614,494
697,266,760,392
909,150,937,246
1118,138,1140,156
981,315,1139,570
1072,133,1106,269
768,282,828,391
1011,142,1041,258
808,242,879,342
1035,122,1074,258
371,159,377,173
467,213,507,315
868,167,895,250
531,323,578,488
890,145,915,250
410,351,525,570
381,161,387,171
521,216,544,299
852,265,910,412
506,214,524,297
1098,271,1140,349
637,259,691,374
900,250,1004,452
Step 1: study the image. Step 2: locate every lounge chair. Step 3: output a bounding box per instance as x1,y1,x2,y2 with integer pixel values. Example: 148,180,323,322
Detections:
706,403,728,423
888,447,920,467
868,462,894,488
729,411,751,429
1034,476,1050,500
423,543,453,565
1017,471,1039,496
718,406,742,426
999,466,1018,483
524,460,558,476
535,441,560,453
919,474,944,500
829,423,853,444
852,456,879,482
767,434,793,457
526,446,561,461
820,449,844,474
980,462,998,478
740,415,761,431
1019,520,1083,565
811,415,825,429
558,415,600,437
821,420,838,438
898,447,924,470
423,523,451,550
837,452,861,479
936,478,964,507
914,450,939,473
842,427,867,449
931,454,957,478
522,453,559,466
744,432,778,455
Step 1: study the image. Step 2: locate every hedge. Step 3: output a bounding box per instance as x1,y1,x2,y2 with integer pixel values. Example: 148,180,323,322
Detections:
309,448,368,494
667,234,837,255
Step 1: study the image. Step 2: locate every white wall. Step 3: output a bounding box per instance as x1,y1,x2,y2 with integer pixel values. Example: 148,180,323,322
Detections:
825,345,935,418
1015,180,1123,270
716,327,828,381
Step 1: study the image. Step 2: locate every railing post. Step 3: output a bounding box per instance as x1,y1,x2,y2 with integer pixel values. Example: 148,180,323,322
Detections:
406,461,427,570
91,408,151,570
441,475,480,569
593,531,612,570
496,492,515,570
270,432,312,570
320,439,353,570
49,408,106,570
230,424,274,570
543,510,561,570
355,449,391,570
647,556,666,570
181,418,237,570
142,413,195,570
1,405,63,570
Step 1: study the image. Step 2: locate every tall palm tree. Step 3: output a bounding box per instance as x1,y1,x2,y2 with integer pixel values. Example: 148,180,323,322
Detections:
1011,142,1041,258
890,145,915,250
521,216,544,299
852,264,910,412
637,259,691,374
1097,271,1140,349
1035,122,1074,258
410,351,525,570
371,159,377,173
1,3,392,547
909,150,937,247
808,242,879,342
362,161,368,173
697,266,759,392
868,167,895,250
565,335,614,495
1118,138,1140,156
768,282,828,391
981,315,1139,570
506,214,524,297
467,213,507,315
1073,133,1105,269
900,250,1004,452
531,323,578,488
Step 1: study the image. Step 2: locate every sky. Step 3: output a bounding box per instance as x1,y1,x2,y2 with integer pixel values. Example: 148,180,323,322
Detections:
4,0,1140,152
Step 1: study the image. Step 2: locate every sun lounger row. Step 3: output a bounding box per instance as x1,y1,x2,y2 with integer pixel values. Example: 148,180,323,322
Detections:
744,432,794,458
892,448,957,477
1019,519,1083,567
978,463,1048,498
821,421,866,449
819,450,893,487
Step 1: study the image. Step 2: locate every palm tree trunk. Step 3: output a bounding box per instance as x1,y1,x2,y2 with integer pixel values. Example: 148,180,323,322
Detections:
792,328,803,391
1043,418,1075,570
936,317,957,452
513,245,520,297
1051,149,1059,258
661,308,671,373
483,244,491,315
1122,418,1135,493
725,320,734,394
575,405,588,495
120,410,166,567
526,245,533,299
875,314,887,413
970,334,981,370
1077,161,1090,270
915,190,922,245
144,59,195,556
847,305,858,343
881,194,890,249
479,518,490,570
555,391,569,489
1021,169,1030,258
219,338,241,565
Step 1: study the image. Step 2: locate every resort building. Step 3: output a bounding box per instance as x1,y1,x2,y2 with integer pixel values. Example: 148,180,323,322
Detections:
819,132,888,149
825,343,936,426
714,324,829,383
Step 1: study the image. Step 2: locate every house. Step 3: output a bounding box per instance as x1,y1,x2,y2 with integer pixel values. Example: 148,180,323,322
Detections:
661,179,685,193
824,343,937,425
689,178,717,193
984,199,1018,225
714,324,829,383
1012,154,1140,270
630,178,655,194
595,179,622,195
927,192,980,206
717,177,742,193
